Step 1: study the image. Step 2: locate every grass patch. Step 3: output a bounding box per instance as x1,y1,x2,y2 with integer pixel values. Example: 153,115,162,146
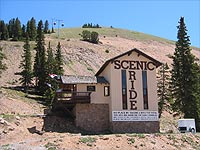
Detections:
115,134,122,137
137,134,145,138
126,133,137,137
181,135,199,149
127,137,135,144
79,137,96,144
44,142,57,150
1,144,11,150
2,87,47,106
47,27,188,47
0,114,15,122
87,67,93,72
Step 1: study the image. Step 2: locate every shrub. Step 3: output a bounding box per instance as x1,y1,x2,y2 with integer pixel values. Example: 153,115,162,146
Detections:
81,30,91,41
105,49,109,53
90,31,99,44
80,30,99,44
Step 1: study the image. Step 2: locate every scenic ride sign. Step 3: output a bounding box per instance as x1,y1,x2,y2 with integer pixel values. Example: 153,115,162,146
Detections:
112,111,158,121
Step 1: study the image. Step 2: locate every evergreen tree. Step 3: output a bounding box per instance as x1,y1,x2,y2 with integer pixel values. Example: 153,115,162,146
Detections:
22,24,26,38
157,63,171,118
13,17,22,41
19,33,32,93
8,18,15,38
26,21,31,37
34,20,47,94
44,20,49,34
55,42,64,75
45,41,57,102
29,17,37,41
0,20,9,40
46,41,56,75
0,47,7,78
171,17,200,130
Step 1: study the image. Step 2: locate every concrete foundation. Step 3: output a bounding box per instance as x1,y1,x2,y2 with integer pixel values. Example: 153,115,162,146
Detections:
75,103,109,133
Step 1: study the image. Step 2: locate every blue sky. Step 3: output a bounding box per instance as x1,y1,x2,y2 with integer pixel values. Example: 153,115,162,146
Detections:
0,0,200,47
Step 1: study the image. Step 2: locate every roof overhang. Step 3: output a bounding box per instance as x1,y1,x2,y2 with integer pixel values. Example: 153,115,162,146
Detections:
60,75,109,84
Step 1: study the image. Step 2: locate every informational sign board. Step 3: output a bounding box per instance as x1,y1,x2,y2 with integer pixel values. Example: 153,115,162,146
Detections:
112,111,158,121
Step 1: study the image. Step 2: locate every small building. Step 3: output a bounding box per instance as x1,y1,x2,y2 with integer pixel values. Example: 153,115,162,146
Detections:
53,48,162,133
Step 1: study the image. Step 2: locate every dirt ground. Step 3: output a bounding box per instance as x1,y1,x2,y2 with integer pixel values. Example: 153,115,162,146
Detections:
0,36,200,150
0,88,200,150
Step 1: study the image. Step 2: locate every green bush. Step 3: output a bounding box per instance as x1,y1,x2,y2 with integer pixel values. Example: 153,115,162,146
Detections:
80,30,99,44
90,31,99,44
81,30,91,41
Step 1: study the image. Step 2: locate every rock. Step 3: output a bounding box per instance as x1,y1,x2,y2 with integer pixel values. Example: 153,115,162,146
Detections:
16,116,20,120
35,130,45,135
0,117,5,124
8,126,15,131
3,130,8,134
15,121,20,126
103,137,109,140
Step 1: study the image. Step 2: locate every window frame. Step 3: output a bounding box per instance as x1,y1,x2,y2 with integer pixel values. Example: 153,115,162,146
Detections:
104,86,110,96
87,85,96,92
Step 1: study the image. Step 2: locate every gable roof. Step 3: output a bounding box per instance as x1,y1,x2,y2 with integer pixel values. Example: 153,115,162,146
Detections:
61,75,109,84
95,48,162,76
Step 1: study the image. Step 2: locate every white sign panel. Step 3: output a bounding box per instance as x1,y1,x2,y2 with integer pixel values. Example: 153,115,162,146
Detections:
112,111,158,121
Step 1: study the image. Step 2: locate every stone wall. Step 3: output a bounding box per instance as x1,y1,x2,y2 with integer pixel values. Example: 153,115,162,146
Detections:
75,104,109,133
110,121,159,133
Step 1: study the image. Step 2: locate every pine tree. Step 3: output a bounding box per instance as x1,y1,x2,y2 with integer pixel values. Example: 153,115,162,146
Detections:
29,17,37,41
34,20,47,94
26,21,31,37
0,20,9,40
44,20,49,34
45,41,57,102
171,17,200,130
46,41,56,76
157,63,171,118
13,17,22,41
22,24,26,38
0,47,7,78
19,33,32,93
55,42,64,75
8,18,15,38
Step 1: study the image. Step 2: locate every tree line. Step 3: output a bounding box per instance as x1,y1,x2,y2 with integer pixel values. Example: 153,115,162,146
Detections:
82,23,101,28
0,17,52,41
18,20,63,102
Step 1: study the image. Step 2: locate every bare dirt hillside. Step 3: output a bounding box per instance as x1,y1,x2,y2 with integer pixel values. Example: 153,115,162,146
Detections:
0,33,199,86
0,28,200,149
0,88,200,149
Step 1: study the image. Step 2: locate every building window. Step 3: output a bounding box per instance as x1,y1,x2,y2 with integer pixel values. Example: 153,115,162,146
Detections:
104,86,110,96
87,85,96,92
142,71,148,109
122,70,127,109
